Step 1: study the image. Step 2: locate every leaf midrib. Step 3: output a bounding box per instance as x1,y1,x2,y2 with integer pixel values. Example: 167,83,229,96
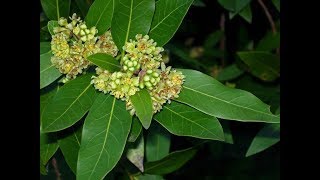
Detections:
93,0,112,27
180,86,279,119
88,96,115,179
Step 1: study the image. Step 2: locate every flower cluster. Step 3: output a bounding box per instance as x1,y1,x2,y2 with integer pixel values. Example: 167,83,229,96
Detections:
50,13,118,82
92,34,185,114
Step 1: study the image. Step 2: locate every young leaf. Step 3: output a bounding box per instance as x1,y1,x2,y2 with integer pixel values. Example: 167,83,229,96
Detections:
87,53,121,72
41,74,97,132
154,101,224,141
149,0,194,46
130,89,153,129
40,42,52,54
216,64,244,81
175,69,280,123
40,51,62,89
77,94,132,180
85,0,114,35
111,0,155,50
40,0,71,20
144,147,197,175
146,124,171,161
75,0,90,17
128,116,143,142
47,20,59,35
58,125,82,174
40,132,59,165
237,51,280,81
126,135,145,172
246,123,280,157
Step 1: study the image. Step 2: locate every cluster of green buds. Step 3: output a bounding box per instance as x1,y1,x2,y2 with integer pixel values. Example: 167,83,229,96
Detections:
50,13,118,82
91,33,185,115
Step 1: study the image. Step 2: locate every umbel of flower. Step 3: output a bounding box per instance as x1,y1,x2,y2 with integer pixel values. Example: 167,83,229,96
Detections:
50,13,118,82
91,33,185,115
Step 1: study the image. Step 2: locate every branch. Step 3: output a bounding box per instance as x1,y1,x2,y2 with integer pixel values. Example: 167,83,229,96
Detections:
219,13,226,67
51,158,61,180
258,0,277,34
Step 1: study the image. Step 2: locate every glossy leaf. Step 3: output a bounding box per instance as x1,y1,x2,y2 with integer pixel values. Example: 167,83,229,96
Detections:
77,93,132,180
130,89,153,129
237,51,280,81
155,101,224,141
216,64,244,81
87,53,121,72
149,0,194,46
146,124,171,161
126,135,145,172
111,0,155,50
40,42,51,54
47,20,59,36
40,86,59,116
246,123,280,157
40,51,62,89
176,69,280,123
144,147,197,175
40,0,71,20
58,125,82,174
220,121,233,144
75,0,90,17
40,132,59,165
41,74,97,132
128,116,143,142
256,32,280,51
218,0,251,13
85,0,114,35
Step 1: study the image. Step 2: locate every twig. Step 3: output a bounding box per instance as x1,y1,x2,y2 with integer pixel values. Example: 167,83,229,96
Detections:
51,158,61,180
219,13,226,67
258,0,277,34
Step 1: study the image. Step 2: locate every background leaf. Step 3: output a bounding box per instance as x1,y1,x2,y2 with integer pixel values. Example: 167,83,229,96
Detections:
130,89,153,129
272,0,280,12
237,51,280,81
40,132,59,165
149,0,194,46
246,123,280,157
218,0,251,14
75,0,91,17
230,3,252,23
176,69,280,123
111,0,155,50
40,0,71,20
58,125,82,174
256,32,280,51
146,124,171,161
40,42,52,54
154,101,224,141
144,147,197,175
85,0,114,35
77,93,132,180
216,64,244,81
204,30,224,50
87,53,121,72
128,116,143,142
126,135,145,172
40,51,62,89
41,74,97,132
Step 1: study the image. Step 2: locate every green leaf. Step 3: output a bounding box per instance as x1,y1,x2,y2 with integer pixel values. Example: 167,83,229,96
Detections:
77,93,132,180
218,0,251,13
237,51,280,81
126,135,145,172
256,32,280,51
130,89,153,129
149,0,194,46
40,86,59,116
230,3,252,23
246,123,280,157
144,147,197,175
75,0,90,17
85,0,114,35
40,0,71,20
111,0,155,50
87,53,121,72
40,42,52,54
58,125,82,174
128,116,143,142
154,101,224,141
41,74,97,132
40,158,48,175
146,124,170,161
40,132,59,165
220,121,233,144
216,64,244,81
135,174,163,180
40,51,62,89
204,30,224,50
47,20,59,36
272,0,280,12
175,69,280,123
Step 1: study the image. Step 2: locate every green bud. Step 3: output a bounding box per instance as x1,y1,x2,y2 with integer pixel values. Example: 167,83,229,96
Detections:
81,36,87,42
145,81,152,87
143,75,150,82
147,86,153,90
133,61,138,66
115,79,121,84
116,72,123,78
147,69,153,74
80,30,86,36
85,29,90,34
156,77,161,82
73,27,80,35
87,34,94,40
123,65,128,71
80,24,87,29
129,67,135,71
139,82,145,89
152,72,159,77
90,27,96,34
132,78,139,86
127,61,133,67
150,77,155,83
110,82,117,89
